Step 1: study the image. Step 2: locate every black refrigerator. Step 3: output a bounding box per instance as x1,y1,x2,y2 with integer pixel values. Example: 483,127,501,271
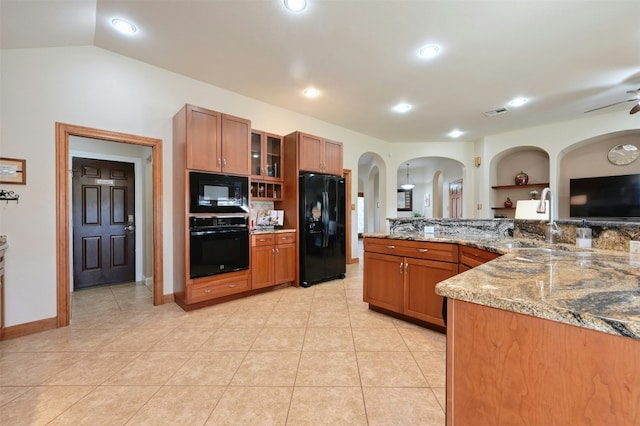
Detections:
299,173,346,287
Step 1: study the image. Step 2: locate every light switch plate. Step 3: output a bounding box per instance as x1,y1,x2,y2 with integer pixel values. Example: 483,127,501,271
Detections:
630,241,640,254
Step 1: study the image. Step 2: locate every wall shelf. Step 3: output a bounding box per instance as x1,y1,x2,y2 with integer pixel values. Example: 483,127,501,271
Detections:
491,183,549,190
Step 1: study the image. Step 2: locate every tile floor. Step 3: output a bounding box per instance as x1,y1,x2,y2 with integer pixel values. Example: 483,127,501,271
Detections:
0,260,446,425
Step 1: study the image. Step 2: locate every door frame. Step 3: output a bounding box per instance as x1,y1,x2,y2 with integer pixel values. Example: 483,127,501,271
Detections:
56,123,164,327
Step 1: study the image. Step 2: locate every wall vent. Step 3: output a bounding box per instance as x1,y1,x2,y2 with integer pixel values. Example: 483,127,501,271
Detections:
483,107,509,117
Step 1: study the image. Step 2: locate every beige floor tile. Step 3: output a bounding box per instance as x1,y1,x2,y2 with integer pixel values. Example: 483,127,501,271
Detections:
200,327,261,351
101,327,173,351
413,351,447,387
349,310,397,328
265,310,309,327
272,299,313,312
357,352,428,387
223,309,272,328
397,326,446,351
43,351,140,385
311,298,349,312
295,351,361,386
206,386,292,426
47,385,159,425
0,385,94,426
128,385,225,425
177,311,232,329
0,352,84,386
287,386,367,425
231,351,300,386
433,387,446,412
168,352,245,385
303,327,355,351
104,351,193,385
363,387,446,426
307,309,351,327
149,327,214,351
0,386,31,406
352,327,409,351
250,327,306,351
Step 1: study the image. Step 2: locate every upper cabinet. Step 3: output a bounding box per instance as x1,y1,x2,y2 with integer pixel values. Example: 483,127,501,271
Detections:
251,130,283,181
288,131,343,176
176,104,251,175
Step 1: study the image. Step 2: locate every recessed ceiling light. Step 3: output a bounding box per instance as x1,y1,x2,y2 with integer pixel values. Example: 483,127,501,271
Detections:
448,129,464,138
418,44,441,59
508,97,529,107
303,87,320,98
393,103,413,113
111,18,137,35
284,0,307,12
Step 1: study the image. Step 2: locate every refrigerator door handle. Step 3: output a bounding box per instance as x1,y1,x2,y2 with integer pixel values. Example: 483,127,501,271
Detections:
322,191,329,248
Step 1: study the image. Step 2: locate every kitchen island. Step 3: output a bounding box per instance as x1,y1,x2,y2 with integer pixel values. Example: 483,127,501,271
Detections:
393,232,640,425
365,230,640,425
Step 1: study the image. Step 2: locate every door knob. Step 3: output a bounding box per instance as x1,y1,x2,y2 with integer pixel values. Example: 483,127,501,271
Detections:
124,225,136,231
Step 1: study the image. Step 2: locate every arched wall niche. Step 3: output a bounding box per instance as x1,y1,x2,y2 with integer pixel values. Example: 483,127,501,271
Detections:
489,146,550,218
558,130,640,218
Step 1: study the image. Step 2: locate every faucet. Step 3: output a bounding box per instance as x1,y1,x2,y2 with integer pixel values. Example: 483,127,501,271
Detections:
537,187,562,243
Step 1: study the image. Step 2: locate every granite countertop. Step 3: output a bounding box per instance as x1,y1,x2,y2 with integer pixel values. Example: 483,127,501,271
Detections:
365,232,640,340
252,228,296,235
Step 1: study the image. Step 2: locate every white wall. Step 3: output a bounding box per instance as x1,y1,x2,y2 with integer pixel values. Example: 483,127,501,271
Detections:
0,46,388,327
1,45,637,328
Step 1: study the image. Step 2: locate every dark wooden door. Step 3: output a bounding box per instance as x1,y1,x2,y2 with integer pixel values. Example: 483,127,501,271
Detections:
72,158,135,289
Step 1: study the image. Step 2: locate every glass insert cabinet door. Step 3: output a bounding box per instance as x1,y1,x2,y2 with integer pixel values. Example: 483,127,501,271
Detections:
250,131,282,180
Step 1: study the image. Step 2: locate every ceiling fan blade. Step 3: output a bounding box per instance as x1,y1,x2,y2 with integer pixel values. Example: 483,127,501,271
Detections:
630,103,640,115
584,98,637,113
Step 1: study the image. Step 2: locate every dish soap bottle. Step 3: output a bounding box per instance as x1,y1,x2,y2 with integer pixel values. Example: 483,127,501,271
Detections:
576,220,592,248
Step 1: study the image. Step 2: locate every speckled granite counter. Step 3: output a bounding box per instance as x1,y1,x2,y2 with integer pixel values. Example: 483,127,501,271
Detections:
366,231,640,340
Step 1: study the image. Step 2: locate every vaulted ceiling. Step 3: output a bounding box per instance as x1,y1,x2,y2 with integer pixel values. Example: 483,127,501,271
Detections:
2,0,639,142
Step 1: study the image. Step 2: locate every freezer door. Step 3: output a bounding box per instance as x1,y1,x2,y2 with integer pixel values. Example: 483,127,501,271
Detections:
323,176,346,279
299,174,327,285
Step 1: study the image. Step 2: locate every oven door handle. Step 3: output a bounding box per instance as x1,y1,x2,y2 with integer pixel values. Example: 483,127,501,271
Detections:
190,228,248,236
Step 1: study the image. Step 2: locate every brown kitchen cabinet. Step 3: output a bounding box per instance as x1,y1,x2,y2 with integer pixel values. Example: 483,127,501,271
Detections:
458,244,500,273
285,131,343,176
363,237,458,327
251,130,283,181
175,104,251,175
187,269,251,304
251,232,296,289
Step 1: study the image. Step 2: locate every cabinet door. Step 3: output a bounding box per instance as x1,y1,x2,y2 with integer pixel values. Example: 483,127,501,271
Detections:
363,252,404,313
404,258,457,326
221,114,251,175
251,244,275,289
299,133,323,172
186,106,221,172
323,139,343,176
274,242,296,285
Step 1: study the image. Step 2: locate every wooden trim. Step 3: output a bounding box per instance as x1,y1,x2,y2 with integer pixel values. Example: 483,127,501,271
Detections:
163,293,175,304
3,317,57,340
343,169,358,264
55,123,164,328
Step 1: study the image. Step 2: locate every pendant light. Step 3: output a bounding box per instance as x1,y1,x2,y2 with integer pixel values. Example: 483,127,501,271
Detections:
401,163,415,190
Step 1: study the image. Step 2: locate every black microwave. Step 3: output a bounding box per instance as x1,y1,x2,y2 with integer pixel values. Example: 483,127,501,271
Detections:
189,171,249,213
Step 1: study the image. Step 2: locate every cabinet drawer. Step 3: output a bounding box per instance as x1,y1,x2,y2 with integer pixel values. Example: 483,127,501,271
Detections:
275,232,296,245
189,272,250,303
252,234,275,247
365,238,458,263
459,245,500,269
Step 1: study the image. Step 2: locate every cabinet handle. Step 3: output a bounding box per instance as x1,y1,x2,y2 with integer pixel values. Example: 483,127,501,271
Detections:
228,283,237,288
416,248,428,253
223,159,227,167
385,245,396,249
399,262,404,273
204,289,213,293
258,238,268,242
405,263,409,272
217,158,221,166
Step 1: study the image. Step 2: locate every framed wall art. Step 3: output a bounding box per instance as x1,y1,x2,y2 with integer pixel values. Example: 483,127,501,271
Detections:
0,157,26,184
397,189,412,211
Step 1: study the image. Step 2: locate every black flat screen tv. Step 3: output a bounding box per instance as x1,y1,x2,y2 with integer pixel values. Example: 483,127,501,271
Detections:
570,174,640,219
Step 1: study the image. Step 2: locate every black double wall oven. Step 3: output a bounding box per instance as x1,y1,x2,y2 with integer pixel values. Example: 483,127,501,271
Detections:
189,172,250,279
